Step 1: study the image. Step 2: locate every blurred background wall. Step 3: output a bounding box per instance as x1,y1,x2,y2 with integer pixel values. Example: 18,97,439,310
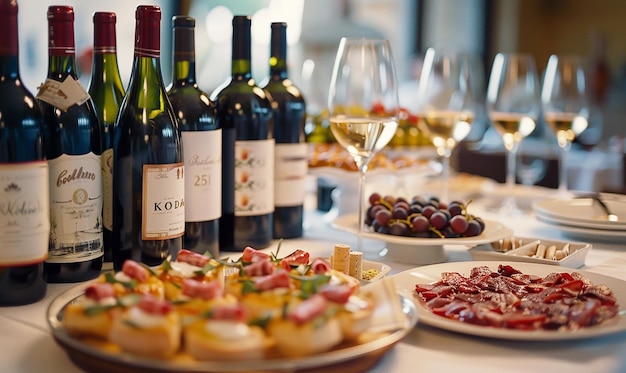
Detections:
16,0,626,142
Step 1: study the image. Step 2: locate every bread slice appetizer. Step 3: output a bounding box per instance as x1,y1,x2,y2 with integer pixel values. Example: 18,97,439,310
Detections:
99,259,165,299
267,293,343,357
174,277,238,326
156,249,224,301
184,303,273,361
321,283,374,340
109,294,181,358
64,282,139,339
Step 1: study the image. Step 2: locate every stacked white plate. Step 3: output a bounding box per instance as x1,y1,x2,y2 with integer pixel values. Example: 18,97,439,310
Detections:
533,193,626,241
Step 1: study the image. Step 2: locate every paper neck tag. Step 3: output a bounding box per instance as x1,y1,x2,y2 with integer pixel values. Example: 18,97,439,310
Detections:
36,76,90,111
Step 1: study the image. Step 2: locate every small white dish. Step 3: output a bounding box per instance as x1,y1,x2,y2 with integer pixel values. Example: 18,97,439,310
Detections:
468,236,591,268
361,260,391,282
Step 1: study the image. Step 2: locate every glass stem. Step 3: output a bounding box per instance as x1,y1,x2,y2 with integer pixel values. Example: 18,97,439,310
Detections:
356,167,365,251
558,143,569,194
441,154,450,203
500,143,519,214
506,146,517,191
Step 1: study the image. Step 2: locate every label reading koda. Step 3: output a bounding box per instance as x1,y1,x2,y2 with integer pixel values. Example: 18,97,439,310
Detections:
47,153,103,263
142,163,185,240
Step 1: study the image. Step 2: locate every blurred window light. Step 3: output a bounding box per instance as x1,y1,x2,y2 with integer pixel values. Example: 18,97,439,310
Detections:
206,6,233,44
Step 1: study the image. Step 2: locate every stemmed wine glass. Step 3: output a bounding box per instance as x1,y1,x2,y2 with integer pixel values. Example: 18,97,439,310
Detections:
516,136,549,187
327,38,399,250
486,53,540,215
416,47,475,203
541,54,589,195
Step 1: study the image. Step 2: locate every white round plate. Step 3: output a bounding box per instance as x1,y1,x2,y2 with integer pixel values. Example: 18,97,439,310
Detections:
533,195,626,231
332,214,513,247
535,214,626,241
392,261,626,341
332,214,513,265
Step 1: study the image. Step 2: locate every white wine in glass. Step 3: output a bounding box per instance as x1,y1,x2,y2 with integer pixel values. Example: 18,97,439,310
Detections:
327,38,399,250
329,117,398,161
416,48,475,203
486,53,540,215
541,54,589,194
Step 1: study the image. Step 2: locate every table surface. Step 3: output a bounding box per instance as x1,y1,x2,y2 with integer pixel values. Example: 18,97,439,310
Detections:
3,177,626,373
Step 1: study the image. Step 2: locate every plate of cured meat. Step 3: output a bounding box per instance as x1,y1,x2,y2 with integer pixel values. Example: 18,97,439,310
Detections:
47,248,417,373
392,261,626,341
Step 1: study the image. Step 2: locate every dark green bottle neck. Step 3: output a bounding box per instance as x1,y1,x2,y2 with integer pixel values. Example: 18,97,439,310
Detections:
172,59,197,86
0,55,20,80
90,53,122,85
269,23,288,81
232,60,252,81
171,23,197,86
231,16,252,81
127,55,166,109
47,54,78,80
269,58,288,81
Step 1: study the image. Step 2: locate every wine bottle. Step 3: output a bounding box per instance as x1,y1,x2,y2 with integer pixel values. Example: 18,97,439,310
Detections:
88,11,125,263
262,22,307,239
37,5,103,283
167,16,220,258
0,0,48,305
211,15,274,251
112,5,184,270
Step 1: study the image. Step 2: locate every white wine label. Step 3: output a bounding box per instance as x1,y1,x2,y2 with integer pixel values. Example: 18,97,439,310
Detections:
182,130,222,222
234,139,274,216
36,76,90,112
101,148,114,231
142,163,185,240
274,143,308,207
47,153,103,263
0,161,50,265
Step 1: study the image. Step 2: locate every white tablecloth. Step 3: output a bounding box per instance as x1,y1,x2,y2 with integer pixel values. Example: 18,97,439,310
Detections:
2,180,626,373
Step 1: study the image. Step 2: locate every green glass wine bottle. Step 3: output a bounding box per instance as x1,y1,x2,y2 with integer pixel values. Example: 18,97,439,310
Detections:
167,16,220,258
211,16,274,251
112,5,184,271
88,11,125,263
262,22,307,239
37,5,104,283
0,0,48,305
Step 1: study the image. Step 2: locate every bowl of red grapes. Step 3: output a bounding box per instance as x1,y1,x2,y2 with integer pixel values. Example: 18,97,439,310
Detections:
364,193,485,239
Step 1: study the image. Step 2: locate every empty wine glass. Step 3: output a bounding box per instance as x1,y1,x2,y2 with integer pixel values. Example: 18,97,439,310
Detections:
486,53,540,215
416,47,475,203
541,54,589,195
327,38,399,250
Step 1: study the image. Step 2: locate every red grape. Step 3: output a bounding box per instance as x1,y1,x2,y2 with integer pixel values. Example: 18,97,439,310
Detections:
421,205,436,219
368,192,382,205
448,202,463,217
375,209,392,226
392,207,408,220
429,211,448,230
464,220,482,237
411,215,429,232
450,215,469,233
394,201,410,212
389,221,409,236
